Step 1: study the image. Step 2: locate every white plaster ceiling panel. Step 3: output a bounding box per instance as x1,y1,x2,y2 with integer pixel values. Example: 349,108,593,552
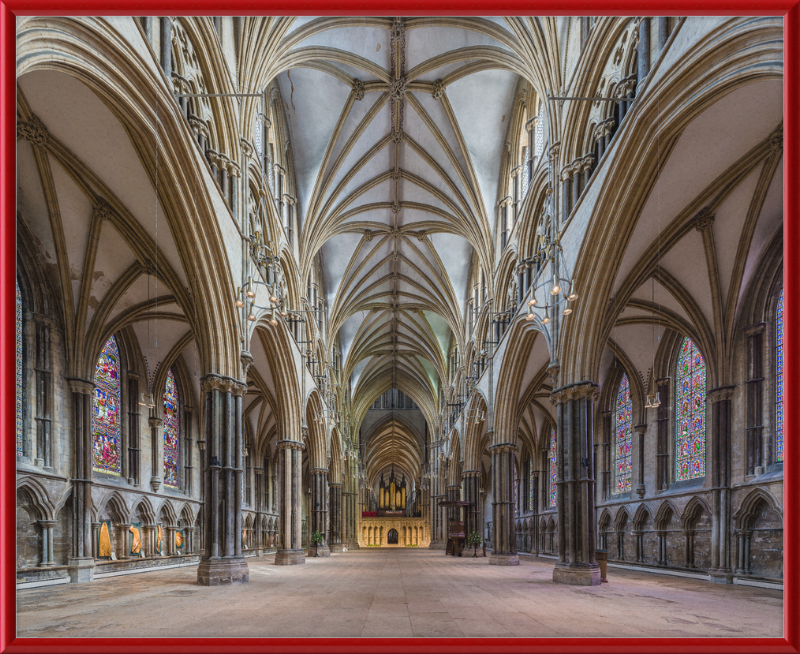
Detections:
106,275,150,325
285,16,317,35
628,278,691,324
712,163,764,306
19,71,187,289
423,310,452,355
321,232,361,303
428,232,471,310
597,346,617,392
740,156,783,307
609,323,667,389
398,141,467,201
292,26,391,72
48,155,92,315
613,80,783,291
250,330,277,397
396,175,460,217
659,230,714,328
516,333,550,405
418,356,440,389
324,97,387,181
179,341,202,406
89,226,140,326
336,178,394,215
131,319,189,385
412,60,473,84
405,24,511,72
16,141,57,267
407,93,470,181
323,140,393,210
277,68,352,214
444,68,519,229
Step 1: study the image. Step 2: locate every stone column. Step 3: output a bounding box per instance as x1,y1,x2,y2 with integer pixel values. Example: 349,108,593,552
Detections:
142,17,153,44
634,424,647,498
91,522,101,560
276,437,306,565
581,155,595,191
67,378,95,583
184,526,195,555
39,520,56,566
462,470,481,543
149,417,163,492
708,385,735,584
561,169,572,222
117,524,132,560
489,439,519,565
144,524,156,558
745,324,765,476
657,17,669,54
550,381,601,586
159,18,172,80
571,165,580,207
656,378,670,490
309,467,331,556
196,374,249,585
127,373,140,486
601,410,611,501
637,18,651,86
329,482,344,553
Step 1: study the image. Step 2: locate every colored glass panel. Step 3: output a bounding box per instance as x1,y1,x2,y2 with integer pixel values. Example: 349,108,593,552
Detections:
614,373,633,493
549,428,557,508
92,336,122,475
777,288,784,463
16,280,23,456
529,458,534,511
513,461,518,515
163,369,180,488
676,337,706,481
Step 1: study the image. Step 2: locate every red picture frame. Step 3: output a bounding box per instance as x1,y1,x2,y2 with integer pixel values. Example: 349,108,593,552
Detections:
1,1,797,653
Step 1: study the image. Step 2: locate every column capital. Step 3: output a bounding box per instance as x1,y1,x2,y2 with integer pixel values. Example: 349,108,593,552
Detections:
462,470,481,478
148,417,163,429
550,380,599,405
488,442,517,454
309,467,329,475
67,378,95,395
329,482,343,488
38,519,56,527
634,424,648,435
707,385,735,403
200,373,247,396
277,439,306,452
744,321,767,336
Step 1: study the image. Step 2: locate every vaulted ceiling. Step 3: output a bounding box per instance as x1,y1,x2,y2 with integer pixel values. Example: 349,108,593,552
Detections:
274,18,524,415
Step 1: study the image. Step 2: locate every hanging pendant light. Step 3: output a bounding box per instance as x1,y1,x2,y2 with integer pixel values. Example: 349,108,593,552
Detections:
139,392,156,408
567,283,578,301
542,307,551,325
562,307,572,316
550,274,561,296
234,288,245,308
528,297,537,306
246,309,256,322
525,305,536,321
245,276,256,298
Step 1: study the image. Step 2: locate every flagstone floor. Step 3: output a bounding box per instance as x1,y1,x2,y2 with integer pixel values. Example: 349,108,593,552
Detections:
16,548,783,639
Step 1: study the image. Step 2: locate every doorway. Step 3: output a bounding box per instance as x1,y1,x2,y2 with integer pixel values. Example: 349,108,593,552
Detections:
387,529,398,544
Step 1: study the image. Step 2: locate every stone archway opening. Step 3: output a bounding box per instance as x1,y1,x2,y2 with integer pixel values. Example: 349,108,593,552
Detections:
387,529,398,545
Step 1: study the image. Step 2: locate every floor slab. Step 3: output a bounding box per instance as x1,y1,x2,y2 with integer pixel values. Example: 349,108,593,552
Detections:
16,549,783,639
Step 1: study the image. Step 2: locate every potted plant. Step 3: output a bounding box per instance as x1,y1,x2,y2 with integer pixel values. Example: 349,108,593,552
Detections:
311,530,323,557
468,531,482,557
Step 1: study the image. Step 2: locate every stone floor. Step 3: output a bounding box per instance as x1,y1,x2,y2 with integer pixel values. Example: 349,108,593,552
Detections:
16,549,783,639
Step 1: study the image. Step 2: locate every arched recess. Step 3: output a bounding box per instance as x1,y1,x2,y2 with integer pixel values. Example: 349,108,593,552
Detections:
17,17,244,380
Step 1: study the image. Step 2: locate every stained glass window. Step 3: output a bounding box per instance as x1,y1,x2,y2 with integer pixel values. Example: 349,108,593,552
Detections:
676,337,707,481
513,461,518,516
777,288,784,463
92,336,122,475
614,373,633,493
16,280,23,456
548,427,557,508
529,457,535,511
163,369,180,488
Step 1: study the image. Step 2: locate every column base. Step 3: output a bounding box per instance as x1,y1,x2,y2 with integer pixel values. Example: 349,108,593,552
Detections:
67,557,95,583
708,569,733,584
275,549,306,565
329,543,345,553
428,541,446,550
308,545,331,557
489,552,520,566
348,539,360,549
552,563,601,586
196,557,249,585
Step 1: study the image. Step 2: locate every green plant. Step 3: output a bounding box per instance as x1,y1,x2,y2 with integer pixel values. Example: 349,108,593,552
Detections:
311,530,323,544
467,531,481,546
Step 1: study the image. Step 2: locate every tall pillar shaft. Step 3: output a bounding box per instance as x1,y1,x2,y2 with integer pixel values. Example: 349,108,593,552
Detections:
551,382,601,585
309,468,331,556
329,482,344,552
463,471,481,542
709,386,735,583
489,440,519,565
275,438,305,565
67,379,95,583
197,375,249,585
159,18,172,80
637,18,651,85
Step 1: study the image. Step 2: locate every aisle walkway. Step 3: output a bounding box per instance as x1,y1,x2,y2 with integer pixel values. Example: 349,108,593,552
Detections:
16,549,783,638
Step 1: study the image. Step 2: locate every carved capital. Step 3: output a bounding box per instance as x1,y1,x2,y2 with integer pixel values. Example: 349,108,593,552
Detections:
277,439,306,452
17,114,49,148
67,378,95,395
488,442,517,454
634,424,648,435
432,79,445,100
549,141,561,158
462,470,481,478
550,381,600,405
189,116,209,138
546,363,560,387
241,351,255,376
240,138,254,159
200,373,247,395
309,467,329,476
706,385,735,403
694,207,716,232
149,417,163,429
351,78,365,101
227,161,241,178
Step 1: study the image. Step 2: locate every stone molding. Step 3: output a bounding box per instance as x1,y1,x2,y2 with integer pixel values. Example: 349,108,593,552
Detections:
634,424,648,435
694,207,716,232
277,439,306,452
769,124,782,153
390,77,407,102
351,78,365,101
432,79,445,100
309,467,329,475
488,442,517,454
148,417,163,429
550,380,600,404
93,198,115,222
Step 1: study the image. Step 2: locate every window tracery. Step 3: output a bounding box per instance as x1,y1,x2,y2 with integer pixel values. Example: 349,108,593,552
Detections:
549,427,557,508
163,368,180,488
614,373,633,493
92,336,122,475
